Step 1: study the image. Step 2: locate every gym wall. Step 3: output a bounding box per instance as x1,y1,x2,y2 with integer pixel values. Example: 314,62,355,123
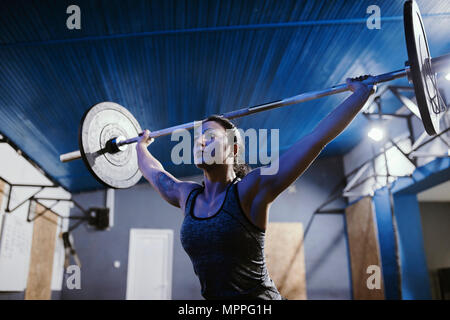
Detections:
0,143,70,300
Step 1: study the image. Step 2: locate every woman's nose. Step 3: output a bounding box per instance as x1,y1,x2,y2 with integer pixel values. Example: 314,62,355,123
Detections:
195,135,206,148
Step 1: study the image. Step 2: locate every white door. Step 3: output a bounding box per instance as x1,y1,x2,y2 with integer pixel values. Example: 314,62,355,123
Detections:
126,229,173,300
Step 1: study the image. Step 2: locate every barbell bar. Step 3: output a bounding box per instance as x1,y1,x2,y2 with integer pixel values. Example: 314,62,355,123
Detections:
60,53,449,164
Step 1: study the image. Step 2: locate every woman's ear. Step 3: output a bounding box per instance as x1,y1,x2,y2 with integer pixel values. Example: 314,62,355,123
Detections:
225,141,237,165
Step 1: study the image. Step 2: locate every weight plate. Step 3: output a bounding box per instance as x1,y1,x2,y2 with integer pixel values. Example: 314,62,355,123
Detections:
404,0,441,135
79,102,142,188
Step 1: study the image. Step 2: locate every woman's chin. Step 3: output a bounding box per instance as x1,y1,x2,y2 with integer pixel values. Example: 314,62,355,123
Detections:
195,162,207,170
194,158,209,169
195,161,224,171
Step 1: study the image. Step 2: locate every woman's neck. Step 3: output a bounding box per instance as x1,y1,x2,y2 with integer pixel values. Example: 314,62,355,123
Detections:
202,165,236,201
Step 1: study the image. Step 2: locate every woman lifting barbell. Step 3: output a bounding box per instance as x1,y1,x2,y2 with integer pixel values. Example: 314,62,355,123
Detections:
135,76,375,300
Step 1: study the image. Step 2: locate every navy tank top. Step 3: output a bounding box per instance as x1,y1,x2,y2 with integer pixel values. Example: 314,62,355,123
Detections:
180,177,283,300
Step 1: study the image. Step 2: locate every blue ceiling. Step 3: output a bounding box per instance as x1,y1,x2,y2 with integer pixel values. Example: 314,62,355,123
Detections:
1,0,449,192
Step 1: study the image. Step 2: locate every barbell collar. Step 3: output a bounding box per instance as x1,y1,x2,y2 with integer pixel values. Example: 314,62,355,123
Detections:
431,52,450,74
60,150,82,163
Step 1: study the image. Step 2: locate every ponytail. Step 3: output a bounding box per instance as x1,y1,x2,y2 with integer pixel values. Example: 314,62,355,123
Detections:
233,163,251,179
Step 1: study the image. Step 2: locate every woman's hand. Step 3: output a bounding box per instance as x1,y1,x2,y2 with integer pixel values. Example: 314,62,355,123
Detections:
346,75,377,95
137,129,154,149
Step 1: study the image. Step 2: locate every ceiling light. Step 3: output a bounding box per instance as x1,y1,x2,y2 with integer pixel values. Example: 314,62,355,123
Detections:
368,126,385,142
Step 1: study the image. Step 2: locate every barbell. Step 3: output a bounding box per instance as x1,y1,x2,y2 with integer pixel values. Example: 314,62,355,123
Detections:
60,0,450,189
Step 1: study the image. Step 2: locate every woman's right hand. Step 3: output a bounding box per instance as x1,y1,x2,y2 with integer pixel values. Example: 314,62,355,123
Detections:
137,129,154,148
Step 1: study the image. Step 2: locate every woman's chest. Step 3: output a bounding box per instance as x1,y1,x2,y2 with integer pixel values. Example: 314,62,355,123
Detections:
192,193,226,218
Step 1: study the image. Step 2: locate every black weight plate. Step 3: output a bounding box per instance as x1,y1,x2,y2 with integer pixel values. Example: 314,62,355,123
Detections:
78,102,142,189
404,0,440,135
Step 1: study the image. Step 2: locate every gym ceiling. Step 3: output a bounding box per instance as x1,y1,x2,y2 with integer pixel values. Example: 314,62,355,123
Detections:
1,0,449,192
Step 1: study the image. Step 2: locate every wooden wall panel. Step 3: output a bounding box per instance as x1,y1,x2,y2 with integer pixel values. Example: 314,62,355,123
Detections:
345,197,385,299
25,203,58,300
265,222,306,300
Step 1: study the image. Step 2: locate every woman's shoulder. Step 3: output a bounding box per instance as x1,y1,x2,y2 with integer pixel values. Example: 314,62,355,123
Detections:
179,181,203,212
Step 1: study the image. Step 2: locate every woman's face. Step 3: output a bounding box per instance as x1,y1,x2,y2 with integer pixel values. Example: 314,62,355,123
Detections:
193,120,234,169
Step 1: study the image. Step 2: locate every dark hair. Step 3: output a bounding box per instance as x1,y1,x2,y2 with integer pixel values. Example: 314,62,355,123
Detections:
202,115,251,179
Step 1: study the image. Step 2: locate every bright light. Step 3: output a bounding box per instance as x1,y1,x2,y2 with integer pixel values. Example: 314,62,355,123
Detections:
368,126,385,142
445,73,450,81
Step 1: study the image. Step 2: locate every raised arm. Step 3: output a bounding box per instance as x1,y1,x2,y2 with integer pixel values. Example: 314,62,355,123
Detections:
240,76,376,204
136,130,199,209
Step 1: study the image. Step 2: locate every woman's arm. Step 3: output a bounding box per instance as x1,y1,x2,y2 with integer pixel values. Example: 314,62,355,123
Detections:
240,77,376,204
136,131,199,209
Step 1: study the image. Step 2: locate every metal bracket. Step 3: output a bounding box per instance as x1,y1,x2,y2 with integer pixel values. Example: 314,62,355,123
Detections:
0,175,90,233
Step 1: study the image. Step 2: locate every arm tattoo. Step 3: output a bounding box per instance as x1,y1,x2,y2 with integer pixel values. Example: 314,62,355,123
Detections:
154,171,176,195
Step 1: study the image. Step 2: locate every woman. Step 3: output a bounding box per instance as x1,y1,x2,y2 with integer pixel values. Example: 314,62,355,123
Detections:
136,76,375,300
